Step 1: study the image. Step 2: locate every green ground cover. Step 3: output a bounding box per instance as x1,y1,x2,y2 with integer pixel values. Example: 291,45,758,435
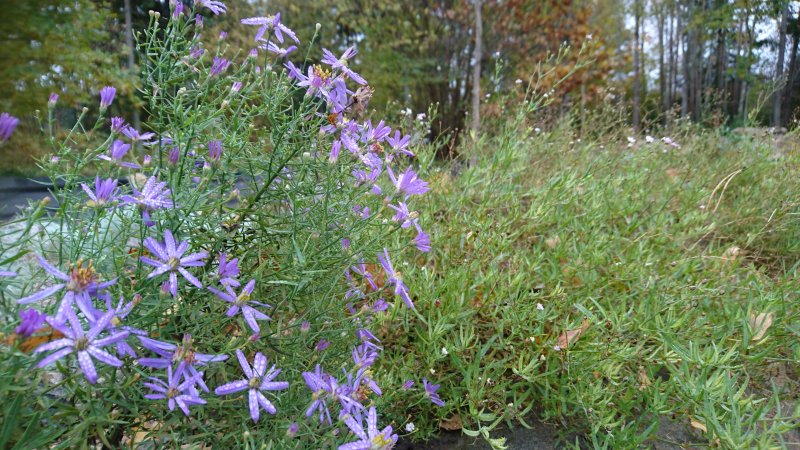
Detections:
377,119,800,448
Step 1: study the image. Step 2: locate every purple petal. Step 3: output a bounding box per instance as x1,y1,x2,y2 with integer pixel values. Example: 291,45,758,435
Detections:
78,350,98,383
37,347,73,368
253,352,267,376
256,390,276,415
87,346,124,367
249,389,260,422
214,379,249,395
236,349,253,378
93,330,130,347
178,267,202,288
17,284,64,304
143,237,168,261
36,255,69,280
33,338,72,353
164,230,177,256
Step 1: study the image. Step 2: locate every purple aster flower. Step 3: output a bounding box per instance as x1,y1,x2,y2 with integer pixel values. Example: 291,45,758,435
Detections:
144,362,207,416
288,63,333,98
264,41,297,58
89,294,144,358
16,256,116,322
48,93,59,107
172,1,184,18
0,113,19,143
15,308,46,337
386,130,414,158
350,262,377,291
98,139,140,169
208,280,271,334
372,299,389,313
303,365,362,424
99,86,116,109
315,339,331,352
352,343,379,370
386,166,429,197
360,120,392,144
413,224,431,253
214,349,289,422
287,422,299,437
388,202,416,228
216,253,240,287
34,308,128,384
168,147,180,165
81,177,120,208
423,378,445,407
231,81,243,92
340,406,398,450
121,126,157,146
321,47,367,85
210,57,231,76
401,380,414,390
111,117,127,133
196,0,226,15
119,176,174,226
138,334,227,392
219,31,228,40
377,249,413,309
190,45,205,59
208,139,223,161
195,14,204,29
140,229,207,297
0,270,18,277
241,14,299,44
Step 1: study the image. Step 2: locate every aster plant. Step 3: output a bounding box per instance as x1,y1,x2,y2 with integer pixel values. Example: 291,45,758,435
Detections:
1,1,437,447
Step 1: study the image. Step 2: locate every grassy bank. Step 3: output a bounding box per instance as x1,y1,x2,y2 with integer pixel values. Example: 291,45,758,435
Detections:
377,120,800,448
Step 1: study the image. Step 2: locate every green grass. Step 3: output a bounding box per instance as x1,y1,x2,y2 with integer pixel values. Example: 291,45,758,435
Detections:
375,120,800,448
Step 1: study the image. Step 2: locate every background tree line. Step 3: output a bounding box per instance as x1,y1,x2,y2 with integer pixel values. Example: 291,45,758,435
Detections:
0,0,794,171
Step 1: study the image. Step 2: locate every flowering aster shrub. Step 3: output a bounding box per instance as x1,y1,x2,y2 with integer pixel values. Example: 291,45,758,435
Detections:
0,2,437,448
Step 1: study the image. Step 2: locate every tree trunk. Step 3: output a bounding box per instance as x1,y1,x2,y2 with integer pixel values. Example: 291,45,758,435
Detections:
471,0,482,136
681,1,689,118
783,11,800,126
659,2,668,118
774,2,789,127
633,0,641,132
123,0,141,132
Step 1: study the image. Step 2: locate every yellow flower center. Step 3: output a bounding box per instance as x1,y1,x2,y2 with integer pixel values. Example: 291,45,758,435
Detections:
74,336,89,351
66,260,98,292
371,433,393,448
236,293,251,307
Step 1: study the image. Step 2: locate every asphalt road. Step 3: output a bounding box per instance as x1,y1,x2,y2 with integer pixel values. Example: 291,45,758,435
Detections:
0,177,57,221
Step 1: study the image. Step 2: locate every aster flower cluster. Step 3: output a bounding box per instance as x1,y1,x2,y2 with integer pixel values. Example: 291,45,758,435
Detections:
3,3,442,447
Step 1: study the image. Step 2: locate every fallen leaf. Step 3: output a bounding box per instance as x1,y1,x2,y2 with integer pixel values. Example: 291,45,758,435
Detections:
690,419,707,433
557,319,590,348
440,414,463,431
722,246,741,262
749,312,774,341
637,366,652,391
665,168,681,179
545,235,561,249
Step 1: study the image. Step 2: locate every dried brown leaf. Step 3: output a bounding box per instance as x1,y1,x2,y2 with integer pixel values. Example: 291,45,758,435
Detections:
749,312,774,341
690,419,707,433
440,414,463,431
557,319,590,348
